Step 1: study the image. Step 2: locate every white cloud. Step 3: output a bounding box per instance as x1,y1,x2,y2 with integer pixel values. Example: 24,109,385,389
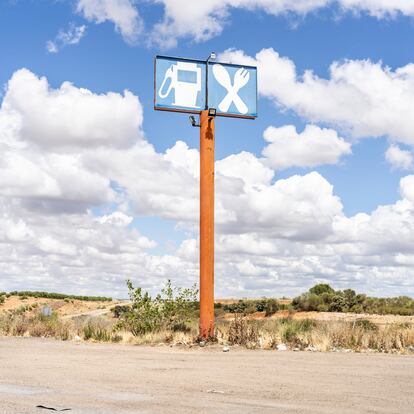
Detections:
149,1,414,47
55,1,414,47
2,69,414,297
46,41,58,54
46,23,86,53
400,175,414,203
219,171,343,240
262,124,351,169
0,199,182,297
76,0,143,43
216,151,274,186
340,0,414,17
385,144,413,170
1,68,143,149
219,48,414,147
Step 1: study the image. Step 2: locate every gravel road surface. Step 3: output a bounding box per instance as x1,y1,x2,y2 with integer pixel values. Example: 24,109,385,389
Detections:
0,337,413,414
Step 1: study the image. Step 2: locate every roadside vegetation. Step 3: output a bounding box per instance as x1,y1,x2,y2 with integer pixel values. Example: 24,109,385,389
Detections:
220,315,414,353
216,298,281,316
1,282,413,353
114,279,198,335
6,291,112,302
292,284,414,315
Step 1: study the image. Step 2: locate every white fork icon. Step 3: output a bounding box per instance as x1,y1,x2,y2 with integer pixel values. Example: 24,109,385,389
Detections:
212,64,250,114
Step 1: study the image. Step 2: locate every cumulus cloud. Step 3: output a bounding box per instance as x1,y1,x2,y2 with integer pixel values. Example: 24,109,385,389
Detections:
400,175,414,202
0,200,186,297
46,23,86,53
47,0,414,48
262,124,351,169
1,69,143,149
148,0,414,47
76,0,143,43
68,1,414,47
385,144,413,170
219,48,414,147
216,151,274,186
340,0,414,17
2,69,414,297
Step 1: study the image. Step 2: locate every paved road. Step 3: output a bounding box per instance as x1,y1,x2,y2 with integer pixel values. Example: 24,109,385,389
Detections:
0,338,413,414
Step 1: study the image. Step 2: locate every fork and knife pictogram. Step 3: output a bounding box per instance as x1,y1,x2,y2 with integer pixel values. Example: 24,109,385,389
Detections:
212,64,250,114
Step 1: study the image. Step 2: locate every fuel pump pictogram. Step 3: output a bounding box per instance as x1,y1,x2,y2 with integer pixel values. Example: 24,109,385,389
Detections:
158,61,202,108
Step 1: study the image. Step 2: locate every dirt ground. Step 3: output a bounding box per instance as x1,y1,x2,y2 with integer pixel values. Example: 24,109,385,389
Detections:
3,295,413,326
0,295,124,317
0,337,413,414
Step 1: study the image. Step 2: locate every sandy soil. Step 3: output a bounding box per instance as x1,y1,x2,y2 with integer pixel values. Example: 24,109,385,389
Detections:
0,295,124,317
0,337,413,414
3,295,413,325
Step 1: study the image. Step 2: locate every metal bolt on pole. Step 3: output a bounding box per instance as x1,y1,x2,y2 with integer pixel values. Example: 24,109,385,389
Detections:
199,109,215,339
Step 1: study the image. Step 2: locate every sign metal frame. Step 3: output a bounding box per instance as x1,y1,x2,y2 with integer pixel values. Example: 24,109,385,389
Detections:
154,55,258,119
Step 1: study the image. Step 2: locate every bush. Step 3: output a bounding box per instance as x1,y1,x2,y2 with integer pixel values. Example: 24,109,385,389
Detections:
222,298,282,315
292,284,414,316
112,305,131,318
309,284,335,296
228,314,259,346
83,323,111,342
279,318,317,345
0,310,70,340
8,291,112,302
264,299,279,316
355,319,378,332
0,295,5,305
116,279,198,336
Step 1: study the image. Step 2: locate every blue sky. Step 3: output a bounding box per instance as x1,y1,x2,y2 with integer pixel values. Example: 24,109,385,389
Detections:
1,1,414,298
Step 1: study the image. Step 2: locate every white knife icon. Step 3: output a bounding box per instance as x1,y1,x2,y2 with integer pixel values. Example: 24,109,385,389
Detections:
212,64,249,114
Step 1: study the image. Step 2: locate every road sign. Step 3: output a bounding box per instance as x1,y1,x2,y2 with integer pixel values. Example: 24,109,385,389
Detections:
154,53,258,339
208,62,257,119
155,56,206,114
154,56,257,118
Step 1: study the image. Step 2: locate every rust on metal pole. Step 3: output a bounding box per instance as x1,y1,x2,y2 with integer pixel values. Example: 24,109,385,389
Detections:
199,110,215,339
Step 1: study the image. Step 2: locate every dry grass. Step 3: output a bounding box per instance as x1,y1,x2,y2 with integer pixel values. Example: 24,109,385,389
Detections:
1,309,413,354
215,317,414,353
0,311,71,340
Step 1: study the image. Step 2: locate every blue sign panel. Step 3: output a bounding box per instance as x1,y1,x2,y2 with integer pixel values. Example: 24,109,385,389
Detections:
208,62,257,118
154,55,257,119
155,56,206,114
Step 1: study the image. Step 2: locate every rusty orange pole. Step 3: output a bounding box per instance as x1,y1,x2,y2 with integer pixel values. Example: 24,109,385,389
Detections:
199,109,215,339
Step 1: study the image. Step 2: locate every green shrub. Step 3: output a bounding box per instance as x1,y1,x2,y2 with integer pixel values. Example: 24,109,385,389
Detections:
280,319,317,345
116,279,198,336
159,279,198,331
355,319,378,332
309,284,335,296
292,284,414,316
264,299,279,316
8,291,112,302
83,323,111,342
222,298,282,315
111,305,131,318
